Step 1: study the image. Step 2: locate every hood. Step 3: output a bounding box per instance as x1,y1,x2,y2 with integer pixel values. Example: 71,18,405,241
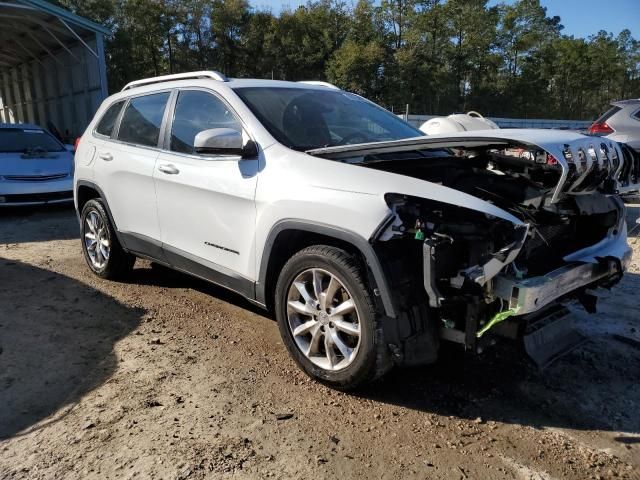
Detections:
306,129,589,158
307,129,630,204
0,151,73,177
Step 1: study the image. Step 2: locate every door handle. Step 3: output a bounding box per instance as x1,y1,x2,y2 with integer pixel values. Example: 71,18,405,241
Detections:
158,164,179,175
99,152,113,161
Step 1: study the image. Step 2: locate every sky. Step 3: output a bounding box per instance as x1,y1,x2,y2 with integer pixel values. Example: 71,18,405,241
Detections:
492,0,640,39
249,0,640,39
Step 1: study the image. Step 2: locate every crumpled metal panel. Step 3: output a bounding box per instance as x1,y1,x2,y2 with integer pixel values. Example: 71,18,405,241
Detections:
549,137,623,202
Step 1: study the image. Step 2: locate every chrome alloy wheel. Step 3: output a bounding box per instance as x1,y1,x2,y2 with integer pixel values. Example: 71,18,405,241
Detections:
286,268,361,371
83,210,110,269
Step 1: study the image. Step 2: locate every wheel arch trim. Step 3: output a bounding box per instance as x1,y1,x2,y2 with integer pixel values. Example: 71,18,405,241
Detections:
75,180,126,247
257,219,397,318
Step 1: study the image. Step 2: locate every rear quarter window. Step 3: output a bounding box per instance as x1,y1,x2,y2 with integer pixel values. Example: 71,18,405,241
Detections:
595,105,622,123
95,100,125,137
117,92,170,147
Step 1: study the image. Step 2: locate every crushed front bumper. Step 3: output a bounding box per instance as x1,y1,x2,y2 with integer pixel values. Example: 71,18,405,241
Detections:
494,254,630,315
493,229,632,316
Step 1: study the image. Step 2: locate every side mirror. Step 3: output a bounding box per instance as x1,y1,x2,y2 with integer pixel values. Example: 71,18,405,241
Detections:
194,128,257,158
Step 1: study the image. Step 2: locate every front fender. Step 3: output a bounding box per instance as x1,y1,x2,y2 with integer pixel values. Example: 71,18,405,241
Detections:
256,219,398,318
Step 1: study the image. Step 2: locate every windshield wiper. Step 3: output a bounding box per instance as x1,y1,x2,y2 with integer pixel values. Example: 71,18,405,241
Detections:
21,147,52,158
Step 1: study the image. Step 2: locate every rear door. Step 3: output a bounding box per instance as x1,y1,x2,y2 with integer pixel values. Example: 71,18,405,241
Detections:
153,88,259,291
93,91,171,250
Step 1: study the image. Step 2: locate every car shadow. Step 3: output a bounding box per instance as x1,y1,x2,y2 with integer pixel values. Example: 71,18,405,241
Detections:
0,257,142,439
0,204,78,244
356,270,640,437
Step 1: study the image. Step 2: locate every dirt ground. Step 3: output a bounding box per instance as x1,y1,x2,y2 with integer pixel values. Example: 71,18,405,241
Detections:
0,204,639,480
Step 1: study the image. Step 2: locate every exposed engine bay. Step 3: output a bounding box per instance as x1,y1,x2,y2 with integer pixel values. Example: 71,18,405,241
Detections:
309,131,636,366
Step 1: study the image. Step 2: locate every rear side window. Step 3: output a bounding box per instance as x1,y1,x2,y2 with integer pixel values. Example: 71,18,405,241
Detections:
118,92,170,147
170,90,241,154
95,100,125,137
633,109,640,121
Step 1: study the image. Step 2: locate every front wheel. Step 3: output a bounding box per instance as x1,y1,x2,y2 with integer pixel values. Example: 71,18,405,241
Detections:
274,245,391,390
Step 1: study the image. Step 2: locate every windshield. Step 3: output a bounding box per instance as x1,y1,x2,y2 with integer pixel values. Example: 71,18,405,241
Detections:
233,87,423,151
0,128,64,153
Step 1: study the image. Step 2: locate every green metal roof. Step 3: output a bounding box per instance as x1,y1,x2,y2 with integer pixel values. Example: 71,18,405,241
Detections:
18,0,111,36
0,0,111,69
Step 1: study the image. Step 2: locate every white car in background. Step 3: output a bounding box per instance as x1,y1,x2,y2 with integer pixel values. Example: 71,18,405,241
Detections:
588,100,640,198
74,72,638,389
589,99,640,152
0,123,74,206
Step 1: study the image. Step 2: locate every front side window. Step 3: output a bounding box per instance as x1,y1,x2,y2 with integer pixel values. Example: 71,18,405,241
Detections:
95,100,125,137
0,128,64,153
117,92,170,147
170,90,242,154
233,87,422,151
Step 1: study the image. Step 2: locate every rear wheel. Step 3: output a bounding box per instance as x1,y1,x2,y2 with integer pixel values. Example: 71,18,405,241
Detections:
80,199,135,279
275,245,391,390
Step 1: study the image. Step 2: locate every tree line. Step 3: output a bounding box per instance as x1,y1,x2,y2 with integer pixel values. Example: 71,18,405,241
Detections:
58,0,640,120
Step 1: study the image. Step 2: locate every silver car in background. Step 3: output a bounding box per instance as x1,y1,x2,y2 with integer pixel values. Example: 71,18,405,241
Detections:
589,99,640,152
0,123,74,207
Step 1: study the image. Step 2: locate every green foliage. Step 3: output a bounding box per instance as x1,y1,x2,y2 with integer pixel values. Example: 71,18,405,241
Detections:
327,0,385,99
57,0,640,120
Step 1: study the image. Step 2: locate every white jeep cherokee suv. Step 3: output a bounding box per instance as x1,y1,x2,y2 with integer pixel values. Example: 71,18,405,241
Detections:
75,71,638,389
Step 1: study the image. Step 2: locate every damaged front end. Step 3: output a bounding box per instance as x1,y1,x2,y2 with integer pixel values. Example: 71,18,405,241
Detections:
311,132,635,367
379,191,628,366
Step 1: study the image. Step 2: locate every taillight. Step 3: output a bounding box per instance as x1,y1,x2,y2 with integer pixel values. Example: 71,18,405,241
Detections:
588,122,614,135
74,136,82,151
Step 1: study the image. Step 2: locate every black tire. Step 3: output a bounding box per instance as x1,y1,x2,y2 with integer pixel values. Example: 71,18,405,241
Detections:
80,199,135,279
274,245,391,390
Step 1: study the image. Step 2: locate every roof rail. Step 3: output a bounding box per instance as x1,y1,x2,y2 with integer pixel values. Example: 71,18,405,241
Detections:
121,71,228,91
298,81,340,90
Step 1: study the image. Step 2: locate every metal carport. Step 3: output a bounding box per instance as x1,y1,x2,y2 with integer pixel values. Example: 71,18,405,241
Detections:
0,0,109,142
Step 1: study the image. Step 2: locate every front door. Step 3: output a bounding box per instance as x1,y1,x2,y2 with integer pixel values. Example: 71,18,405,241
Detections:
153,89,259,293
